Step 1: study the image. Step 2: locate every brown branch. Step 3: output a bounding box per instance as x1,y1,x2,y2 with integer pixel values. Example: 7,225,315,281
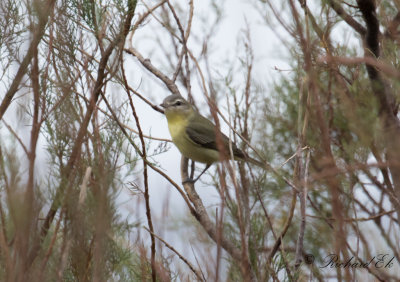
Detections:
253,184,280,281
143,227,204,282
124,47,181,96
326,0,366,35
187,48,301,193
167,0,193,98
357,0,396,112
292,0,348,262
266,192,297,264
307,196,389,281
294,150,310,269
386,11,400,38
37,209,63,280
121,59,156,282
127,85,165,114
180,157,257,282
307,209,395,222
98,91,195,212
1,120,29,156
0,175,11,278
357,0,400,222
19,36,43,277
129,0,169,38
74,90,169,141
319,55,400,79
0,0,56,120
292,67,309,270
27,0,138,268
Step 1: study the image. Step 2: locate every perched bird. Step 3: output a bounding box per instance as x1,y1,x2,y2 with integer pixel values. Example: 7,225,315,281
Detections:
160,94,264,183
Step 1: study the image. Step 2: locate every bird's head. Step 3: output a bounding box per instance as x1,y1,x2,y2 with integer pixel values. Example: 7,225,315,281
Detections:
160,95,193,118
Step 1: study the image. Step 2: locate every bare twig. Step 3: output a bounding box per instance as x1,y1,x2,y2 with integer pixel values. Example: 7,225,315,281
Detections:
121,59,157,282
143,227,204,281
294,150,310,269
307,209,395,222
29,0,138,268
266,192,297,264
319,56,400,79
357,0,400,222
124,47,181,96
180,157,257,282
326,0,366,35
78,167,92,206
1,120,29,156
0,0,56,120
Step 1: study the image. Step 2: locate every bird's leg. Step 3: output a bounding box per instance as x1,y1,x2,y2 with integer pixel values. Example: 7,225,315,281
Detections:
193,164,211,182
190,160,196,180
182,164,211,184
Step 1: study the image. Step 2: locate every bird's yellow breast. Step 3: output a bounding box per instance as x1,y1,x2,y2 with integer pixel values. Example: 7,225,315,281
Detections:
165,112,187,140
165,111,219,164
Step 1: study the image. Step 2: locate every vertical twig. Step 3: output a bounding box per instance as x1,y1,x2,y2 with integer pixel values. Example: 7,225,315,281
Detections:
30,0,138,269
144,227,204,281
121,61,156,281
180,157,257,282
293,21,309,269
294,150,310,268
0,0,56,120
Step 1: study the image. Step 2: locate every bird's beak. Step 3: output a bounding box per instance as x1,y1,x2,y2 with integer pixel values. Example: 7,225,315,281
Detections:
160,102,166,108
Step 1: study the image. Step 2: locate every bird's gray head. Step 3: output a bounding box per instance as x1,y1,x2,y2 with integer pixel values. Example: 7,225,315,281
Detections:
160,95,192,115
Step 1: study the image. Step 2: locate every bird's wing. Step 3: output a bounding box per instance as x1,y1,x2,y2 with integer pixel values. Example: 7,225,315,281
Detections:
185,120,218,150
186,114,245,158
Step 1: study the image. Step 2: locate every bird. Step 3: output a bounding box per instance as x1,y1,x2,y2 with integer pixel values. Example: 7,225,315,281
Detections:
160,94,264,183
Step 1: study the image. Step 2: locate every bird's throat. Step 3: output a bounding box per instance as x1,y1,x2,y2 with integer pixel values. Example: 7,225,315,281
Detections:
165,112,189,140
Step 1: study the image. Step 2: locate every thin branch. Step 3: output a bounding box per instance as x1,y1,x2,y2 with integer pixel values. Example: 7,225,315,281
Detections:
32,0,138,267
124,47,181,96
127,85,165,114
307,209,396,222
266,192,297,264
1,120,29,156
319,56,400,79
75,90,169,142
129,0,169,38
278,146,309,169
122,59,156,282
187,47,301,193
0,0,56,120
294,150,310,269
326,0,366,35
98,88,195,212
180,157,257,282
357,0,400,222
143,227,204,282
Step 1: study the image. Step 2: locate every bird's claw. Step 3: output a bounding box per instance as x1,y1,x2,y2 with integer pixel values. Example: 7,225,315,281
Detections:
182,178,196,185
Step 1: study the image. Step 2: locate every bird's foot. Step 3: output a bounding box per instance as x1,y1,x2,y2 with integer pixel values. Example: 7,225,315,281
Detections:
182,178,196,185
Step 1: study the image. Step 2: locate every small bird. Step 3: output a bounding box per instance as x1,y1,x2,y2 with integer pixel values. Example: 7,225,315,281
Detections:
160,94,264,183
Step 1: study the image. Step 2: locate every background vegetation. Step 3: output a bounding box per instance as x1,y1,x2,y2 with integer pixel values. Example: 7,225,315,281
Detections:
0,0,400,281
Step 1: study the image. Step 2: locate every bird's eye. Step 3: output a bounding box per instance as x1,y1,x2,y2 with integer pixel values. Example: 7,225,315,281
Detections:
175,101,182,106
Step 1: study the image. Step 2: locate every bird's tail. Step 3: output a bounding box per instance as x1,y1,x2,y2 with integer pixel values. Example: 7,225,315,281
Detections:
236,152,267,169
246,156,267,169
233,149,267,169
